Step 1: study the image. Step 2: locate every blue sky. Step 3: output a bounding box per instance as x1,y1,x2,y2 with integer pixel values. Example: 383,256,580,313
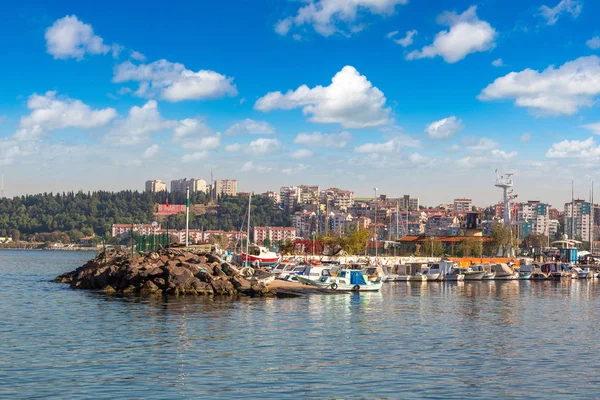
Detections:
0,0,599,207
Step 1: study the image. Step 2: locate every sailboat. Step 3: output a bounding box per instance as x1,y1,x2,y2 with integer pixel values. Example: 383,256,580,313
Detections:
239,193,281,268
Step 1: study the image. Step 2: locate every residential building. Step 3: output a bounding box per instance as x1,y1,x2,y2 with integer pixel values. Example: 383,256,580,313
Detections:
253,226,296,244
548,220,560,237
299,185,320,205
400,195,419,211
215,179,237,197
321,188,355,210
262,191,281,204
145,180,167,193
518,201,550,239
293,210,316,238
426,215,460,236
171,178,208,194
112,223,161,238
564,200,593,241
453,198,472,214
280,186,301,210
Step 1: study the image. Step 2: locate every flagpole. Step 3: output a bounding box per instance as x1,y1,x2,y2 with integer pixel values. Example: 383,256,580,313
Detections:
185,186,190,247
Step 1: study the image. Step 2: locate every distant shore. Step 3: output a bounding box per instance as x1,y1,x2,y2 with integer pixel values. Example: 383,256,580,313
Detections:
0,243,98,251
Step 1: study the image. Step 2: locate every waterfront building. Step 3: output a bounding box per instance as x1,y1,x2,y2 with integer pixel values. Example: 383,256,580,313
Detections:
170,178,208,194
214,179,237,197
564,200,593,241
518,201,550,239
253,226,296,244
112,223,161,238
145,180,167,193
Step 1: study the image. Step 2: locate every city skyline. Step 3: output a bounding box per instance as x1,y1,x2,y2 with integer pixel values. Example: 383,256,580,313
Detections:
1,1,599,206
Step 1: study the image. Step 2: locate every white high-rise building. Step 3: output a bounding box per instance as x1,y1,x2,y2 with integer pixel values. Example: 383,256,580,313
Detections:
170,178,208,194
215,179,237,197
145,180,167,193
564,200,593,241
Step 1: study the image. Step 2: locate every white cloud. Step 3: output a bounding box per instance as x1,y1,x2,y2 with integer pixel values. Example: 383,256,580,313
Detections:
479,56,600,116
240,161,272,173
224,119,276,135
143,144,160,159
520,132,532,142
538,0,582,25
45,15,111,60
275,0,408,37
130,50,146,61
587,36,600,50
406,6,497,63
255,66,391,128
172,118,214,142
14,91,117,141
386,31,399,39
546,137,600,159
113,60,237,102
105,100,176,146
293,131,352,148
247,138,282,155
0,140,40,166
582,122,600,135
392,30,418,47
355,135,420,153
408,152,434,166
464,137,498,151
182,151,208,163
282,163,309,175
492,58,504,67
457,149,517,168
291,149,314,159
425,116,464,139
225,143,242,152
446,144,461,152
181,133,221,150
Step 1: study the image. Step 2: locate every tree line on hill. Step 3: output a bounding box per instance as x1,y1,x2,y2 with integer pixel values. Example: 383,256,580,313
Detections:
0,191,290,243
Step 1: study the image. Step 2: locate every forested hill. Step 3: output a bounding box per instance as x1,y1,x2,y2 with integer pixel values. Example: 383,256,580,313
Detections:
0,191,290,242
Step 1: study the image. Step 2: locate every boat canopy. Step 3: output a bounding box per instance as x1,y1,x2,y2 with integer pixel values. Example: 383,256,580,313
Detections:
350,270,367,285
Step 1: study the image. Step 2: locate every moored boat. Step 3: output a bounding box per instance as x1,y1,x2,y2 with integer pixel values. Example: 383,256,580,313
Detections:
444,266,465,281
462,267,486,281
297,269,383,291
491,263,518,280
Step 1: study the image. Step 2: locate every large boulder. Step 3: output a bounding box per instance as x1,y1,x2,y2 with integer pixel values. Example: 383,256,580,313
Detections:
211,278,236,295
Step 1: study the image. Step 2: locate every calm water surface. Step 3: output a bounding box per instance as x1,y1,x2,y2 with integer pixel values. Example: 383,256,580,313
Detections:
1,250,600,399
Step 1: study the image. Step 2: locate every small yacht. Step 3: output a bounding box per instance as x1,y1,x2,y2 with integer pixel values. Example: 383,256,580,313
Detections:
462,267,486,281
471,264,495,280
572,267,593,279
423,262,447,281
491,263,518,280
444,266,465,281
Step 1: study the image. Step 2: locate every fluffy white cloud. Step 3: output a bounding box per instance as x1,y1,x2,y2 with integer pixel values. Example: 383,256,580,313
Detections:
587,37,600,50
546,137,600,159
520,132,532,142
406,6,497,63
224,119,276,135
291,149,314,159
172,118,214,142
14,91,117,141
582,122,600,135
45,15,111,60
446,144,461,152
464,137,498,151
425,116,464,139
106,100,176,146
225,143,242,152
275,0,408,37
282,163,309,175
479,56,600,115
293,131,352,148
255,66,391,128
355,135,420,153
181,133,221,150
182,151,208,163
538,0,582,25
247,138,282,155
0,140,40,166
240,161,272,173
130,50,146,61
457,149,517,168
143,144,160,159
492,58,504,67
390,30,418,47
113,60,237,102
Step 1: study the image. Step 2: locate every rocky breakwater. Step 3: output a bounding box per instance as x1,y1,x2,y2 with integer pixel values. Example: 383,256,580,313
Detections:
55,249,273,297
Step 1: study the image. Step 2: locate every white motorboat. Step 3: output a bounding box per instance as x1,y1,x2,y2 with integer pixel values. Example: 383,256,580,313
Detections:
491,263,518,280
572,267,593,279
444,266,465,281
471,264,495,280
423,261,451,281
462,267,486,281
297,269,383,291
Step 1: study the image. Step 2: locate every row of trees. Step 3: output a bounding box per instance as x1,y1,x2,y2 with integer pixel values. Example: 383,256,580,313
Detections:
0,191,290,243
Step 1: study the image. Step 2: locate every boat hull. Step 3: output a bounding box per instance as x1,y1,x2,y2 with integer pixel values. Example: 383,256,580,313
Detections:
426,273,442,281
241,253,281,267
296,276,382,291
444,274,464,281
464,272,486,281
519,272,532,280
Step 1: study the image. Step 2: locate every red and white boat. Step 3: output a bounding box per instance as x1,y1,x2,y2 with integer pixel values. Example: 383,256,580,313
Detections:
241,244,281,267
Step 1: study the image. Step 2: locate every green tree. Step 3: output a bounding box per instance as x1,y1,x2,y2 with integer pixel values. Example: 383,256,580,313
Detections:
421,237,444,257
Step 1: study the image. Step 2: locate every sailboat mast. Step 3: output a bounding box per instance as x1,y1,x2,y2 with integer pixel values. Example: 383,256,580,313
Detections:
246,193,252,262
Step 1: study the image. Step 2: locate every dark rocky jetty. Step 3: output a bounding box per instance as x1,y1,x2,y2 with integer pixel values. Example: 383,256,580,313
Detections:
55,248,273,297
